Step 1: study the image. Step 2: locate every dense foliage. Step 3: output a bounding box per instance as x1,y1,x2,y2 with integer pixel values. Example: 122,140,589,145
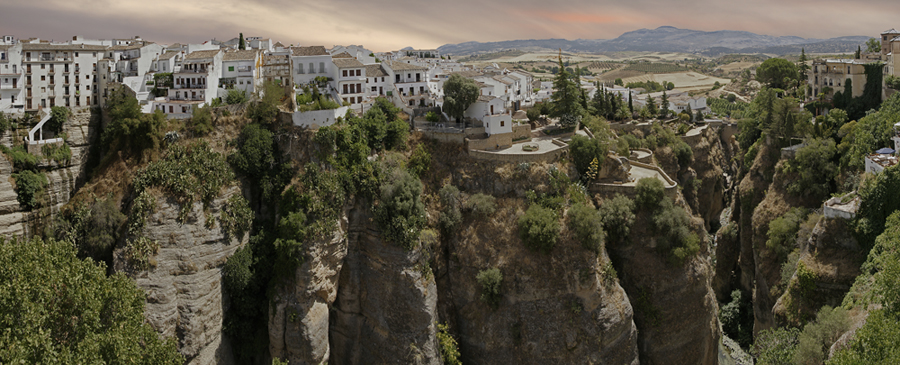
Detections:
53,196,126,265
567,202,605,253
476,267,503,308
47,105,69,134
518,204,560,253
374,167,426,250
0,236,182,364
443,74,480,123
598,194,636,244
11,170,47,211
102,86,166,161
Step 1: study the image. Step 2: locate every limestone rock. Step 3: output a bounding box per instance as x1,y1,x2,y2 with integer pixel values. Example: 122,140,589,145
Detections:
436,199,639,364
329,203,441,365
269,212,348,364
115,186,247,365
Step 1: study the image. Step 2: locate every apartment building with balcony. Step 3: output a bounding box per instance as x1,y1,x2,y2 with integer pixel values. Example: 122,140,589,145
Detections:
20,42,106,112
107,41,163,78
291,46,332,86
332,57,366,105
155,49,222,117
808,59,869,100
0,44,24,113
220,49,261,94
383,60,429,107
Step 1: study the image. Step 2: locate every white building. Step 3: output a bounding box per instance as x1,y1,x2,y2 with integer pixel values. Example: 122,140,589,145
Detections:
465,95,511,135
365,64,390,97
19,42,106,112
290,46,332,86
0,43,24,113
332,57,366,105
330,45,377,65
383,60,429,107
156,49,222,117
220,49,260,94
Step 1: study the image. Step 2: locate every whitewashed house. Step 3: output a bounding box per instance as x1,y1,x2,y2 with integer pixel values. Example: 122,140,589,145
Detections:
365,64,390,97
332,57,366,105
155,49,222,117
0,43,23,113
20,42,106,111
220,49,260,94
383,60,429,107
291,46,332,86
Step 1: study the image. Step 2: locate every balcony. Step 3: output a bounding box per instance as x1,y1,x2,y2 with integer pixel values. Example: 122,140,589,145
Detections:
48,69,55,75
0,84,20,89
74,68,80,75
0,71,21,76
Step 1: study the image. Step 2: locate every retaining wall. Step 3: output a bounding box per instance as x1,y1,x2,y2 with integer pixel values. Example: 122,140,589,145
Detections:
512,125,532,141
420,131,466,144
468,146,568,164
467,133,513,151
290,106,350,128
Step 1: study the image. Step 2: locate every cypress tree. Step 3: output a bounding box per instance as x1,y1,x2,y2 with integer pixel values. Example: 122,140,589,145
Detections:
239,33,245,50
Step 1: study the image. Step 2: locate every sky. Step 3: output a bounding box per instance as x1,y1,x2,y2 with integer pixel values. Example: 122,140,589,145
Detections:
1,0,899,52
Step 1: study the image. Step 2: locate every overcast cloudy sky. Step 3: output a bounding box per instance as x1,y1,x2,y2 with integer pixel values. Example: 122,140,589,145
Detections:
1,0,897,51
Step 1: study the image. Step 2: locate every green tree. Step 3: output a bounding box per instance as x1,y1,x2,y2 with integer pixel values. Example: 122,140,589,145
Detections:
659,91,670,119
374,168,426,249
225,89,249,105
102,86,165,161
239,33,245,50
11,170,47,211
190,104,214,136
866,37,882,53
757,58,799,90
598,194,635,244
614,78,623,86
550,54,583,122
518,204,560,253
47,106,69,134
0,236,183,364
798,48,810,82
783,138,837,199
635,177,665,210
229,124,276,179
442,74,479,124
569,134,609,176
753,327,801,365
646,95,657,117
568,202,605,253
476,267,503,308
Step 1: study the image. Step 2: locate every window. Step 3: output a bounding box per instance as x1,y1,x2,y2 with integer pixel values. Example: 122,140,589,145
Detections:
41,64,46,69
381,77,384,82
343,84,348,93
500,121,505,127
372,87,377,92
298,64,304,74
356,69,361,76
228,66,234,72
41,76,45,81
319,62,325,73
342,70,348,77
75,52,79,57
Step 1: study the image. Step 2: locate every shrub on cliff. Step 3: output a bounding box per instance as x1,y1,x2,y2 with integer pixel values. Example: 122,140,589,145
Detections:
518,204,560,253
374,168,425,250
476,267,503,308
11,170,47,211
567,202,605,253
599,194,635,244
467,193,496,218
635,177,665,210
0,236,182,364
766,207,808,261
569,134,608,176
439,184,462,234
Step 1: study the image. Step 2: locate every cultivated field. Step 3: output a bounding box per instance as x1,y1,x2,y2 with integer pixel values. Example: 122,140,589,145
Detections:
619,72,732,90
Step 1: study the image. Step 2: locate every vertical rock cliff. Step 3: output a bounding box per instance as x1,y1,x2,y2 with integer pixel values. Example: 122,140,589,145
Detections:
115,186,248,365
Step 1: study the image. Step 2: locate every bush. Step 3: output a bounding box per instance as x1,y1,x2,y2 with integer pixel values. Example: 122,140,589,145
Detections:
190,105,214,136
468,193,496,218
229,124,276,179
652,198,701,265
223,245,254,297
599,195,635,244
407,144,430,177
766,207,808,261
0,145,39,171
0,112,10,135
102,86,165,160
569,134,609,176
437,323,462,365
476,267,503,308
752,327,800,365
220,194,254,239
829,309,900,364
635,177,665,209
793,306,849,365
12,170,47,211
42,143,72,166
720,289,754,349
47,106,69,134
225,89,249,105
426,111,440,123
374,168,425,250
0,236,183,364
518,204,560,253
783,138,837,199
567,202,605,253
673,141,693,167
384,119,409,151
438,184,462,233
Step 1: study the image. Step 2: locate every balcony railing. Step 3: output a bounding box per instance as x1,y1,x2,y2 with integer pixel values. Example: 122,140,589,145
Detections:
0,84,20,89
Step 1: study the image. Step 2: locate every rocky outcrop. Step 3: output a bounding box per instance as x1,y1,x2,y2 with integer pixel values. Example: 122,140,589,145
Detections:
115,186,248,365
437,199,640,364
269,213,348,364
607,205,720,365
329,203,441,365
0,109,97,237
685,126,735,230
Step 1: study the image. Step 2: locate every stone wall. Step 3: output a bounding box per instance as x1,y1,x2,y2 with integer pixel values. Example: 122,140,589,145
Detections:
467,133,513,151
290,106,350,129
468,146,568,164
420,130,466,144
512,124,532,141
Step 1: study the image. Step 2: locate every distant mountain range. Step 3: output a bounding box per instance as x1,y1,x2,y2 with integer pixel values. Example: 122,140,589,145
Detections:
437,26,871,57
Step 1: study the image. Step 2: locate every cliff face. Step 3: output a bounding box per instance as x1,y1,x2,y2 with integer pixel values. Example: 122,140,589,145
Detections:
269,213,348,364
437,198,640,364
329,202,441,365
114,186,248,365
607,209,721,365
0,109,97,237
685,126,738,230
